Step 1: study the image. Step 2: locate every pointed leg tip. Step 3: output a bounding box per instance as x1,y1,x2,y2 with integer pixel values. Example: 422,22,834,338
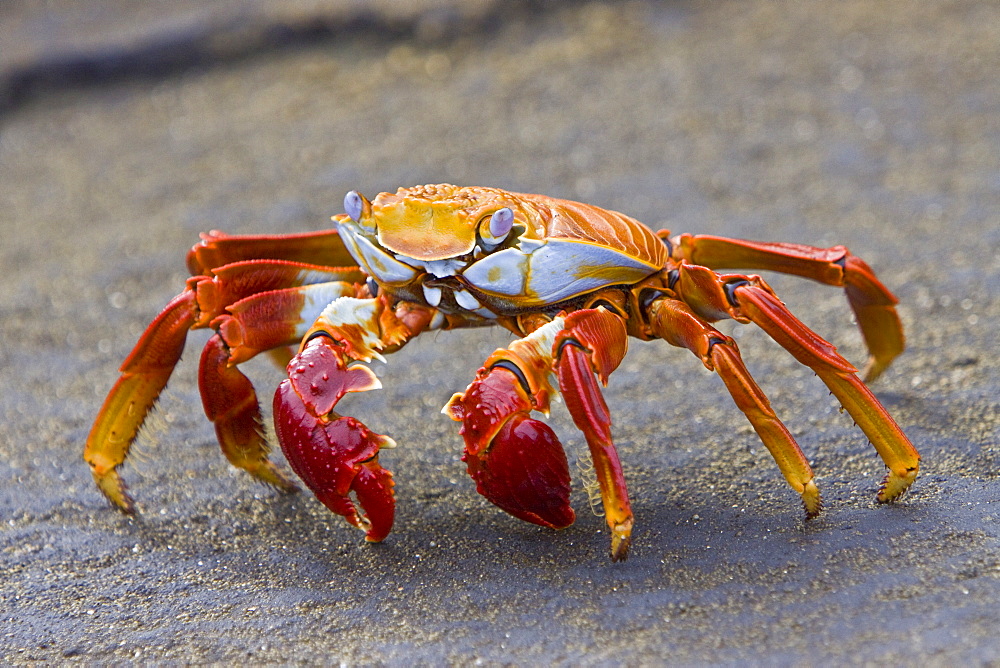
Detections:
861,357,886,384
609,518,633,562
877,466,919,503
801,479,823,519
251,462,300,494
94,471,137,515
268,475,301,495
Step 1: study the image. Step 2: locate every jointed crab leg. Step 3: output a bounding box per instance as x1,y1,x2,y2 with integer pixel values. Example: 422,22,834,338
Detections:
553,309,633,559
187,228,359,276
199,333,298,491
211,280,364,364
647,297,821,516
85,292,197,511
672,234,903,381
86,253,365,513
674,263,919,500
730,281,919,500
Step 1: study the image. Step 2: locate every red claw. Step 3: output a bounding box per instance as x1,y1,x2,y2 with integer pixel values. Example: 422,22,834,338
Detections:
273,337,395,542
448,366,575,529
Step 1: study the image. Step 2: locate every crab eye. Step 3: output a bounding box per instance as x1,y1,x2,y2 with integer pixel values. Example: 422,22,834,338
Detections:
490,208,514,239
480,207,514,249
344,190,364,222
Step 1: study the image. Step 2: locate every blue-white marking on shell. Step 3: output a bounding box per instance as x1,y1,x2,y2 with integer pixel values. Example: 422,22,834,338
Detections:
400,256,467,278
453,289,482,311
462,239,654,304
522,239,655,303
336,221,417,284
461,248,527,296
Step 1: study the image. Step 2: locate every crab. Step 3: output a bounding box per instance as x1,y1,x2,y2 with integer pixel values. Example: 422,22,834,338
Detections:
85,184,919,560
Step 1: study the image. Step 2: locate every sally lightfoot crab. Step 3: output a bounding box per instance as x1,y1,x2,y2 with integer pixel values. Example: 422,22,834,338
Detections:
85,184,919,560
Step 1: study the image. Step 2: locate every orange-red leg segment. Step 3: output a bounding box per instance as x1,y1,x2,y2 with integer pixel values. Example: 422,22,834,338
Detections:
84,291,198,512
647,297,821,516
553,309,633,560
187,227,359,276
672,234,903,381
730,282,919,500
673,263,919,501
190,260,366,328
213,281,363,364
199,334,298,492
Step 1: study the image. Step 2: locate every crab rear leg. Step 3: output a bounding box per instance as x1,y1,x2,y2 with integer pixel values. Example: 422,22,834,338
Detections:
646,297,821,516
672,234,903,381
676,263,919,501
729,280,919,500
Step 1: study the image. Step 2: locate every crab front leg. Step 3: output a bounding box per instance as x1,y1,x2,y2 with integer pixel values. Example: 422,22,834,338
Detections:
272,296,436,542
672,234,904,381
446,308,633,561
553,309,634,559
85,291,198,511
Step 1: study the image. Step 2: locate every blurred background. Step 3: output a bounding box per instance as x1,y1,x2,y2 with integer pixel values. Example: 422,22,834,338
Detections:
2,0,999,663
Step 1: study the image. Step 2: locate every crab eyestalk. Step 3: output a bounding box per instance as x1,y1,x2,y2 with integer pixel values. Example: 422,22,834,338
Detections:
272,335,396,541
479,207,515,250
343,190,372,226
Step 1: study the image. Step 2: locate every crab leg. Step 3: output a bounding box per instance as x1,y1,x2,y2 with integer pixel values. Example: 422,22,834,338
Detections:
552,309,633,560
647,297,821,517
272,296,437,542
85,258,363,513
672,234,903,381
199,333,298,492
730,281,919,500
198,281,361,492
85,292,197,512
675,263,920,501
187,226,359,276
190,260,366,328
